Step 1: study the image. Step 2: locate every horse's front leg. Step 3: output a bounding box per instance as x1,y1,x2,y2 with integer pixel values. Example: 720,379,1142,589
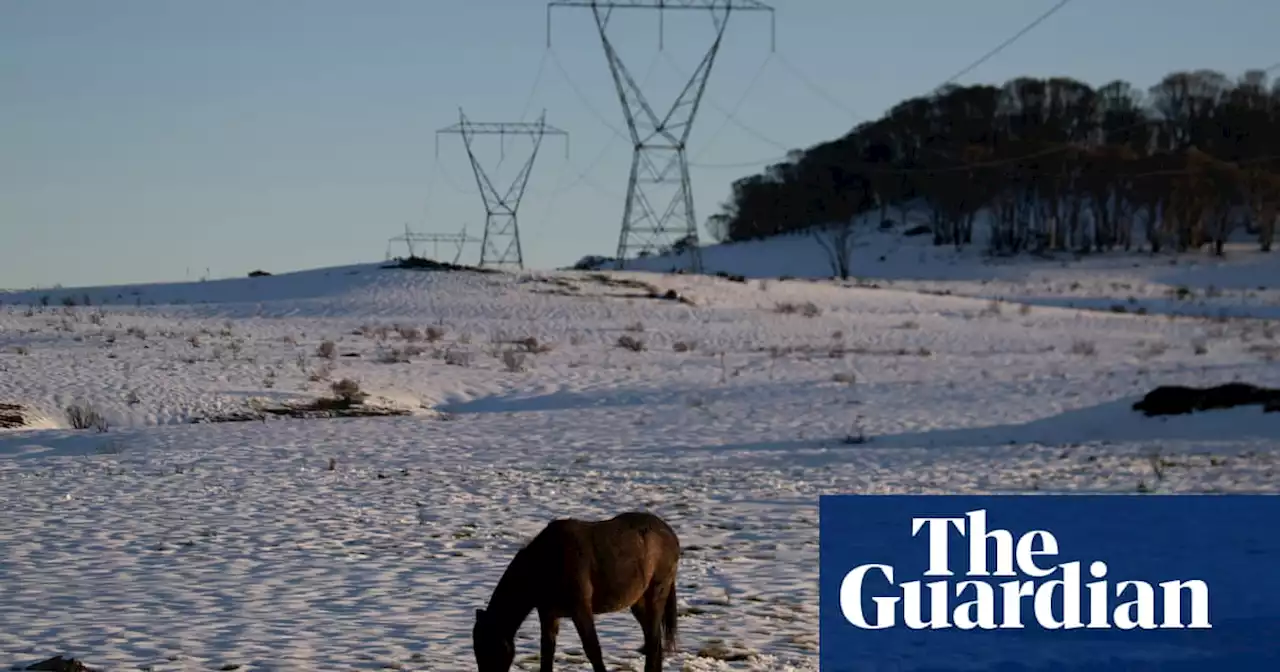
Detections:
538,607,559,672
571,609,608,672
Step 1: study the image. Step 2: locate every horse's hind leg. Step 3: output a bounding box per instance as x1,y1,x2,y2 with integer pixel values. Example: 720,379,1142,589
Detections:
571,609,608,672
631,603,659,671
633,587,669,672
537,607,559,672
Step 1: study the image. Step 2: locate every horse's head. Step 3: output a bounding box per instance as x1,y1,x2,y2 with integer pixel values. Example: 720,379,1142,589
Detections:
473,608,515,671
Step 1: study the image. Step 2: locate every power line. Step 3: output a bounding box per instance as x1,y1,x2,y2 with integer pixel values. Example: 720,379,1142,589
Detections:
690,0,1082,171
691,52,777,163
773,50,863,120
660,50,792,154
518,50,552,122
548,46,631,142
940,0,1076,87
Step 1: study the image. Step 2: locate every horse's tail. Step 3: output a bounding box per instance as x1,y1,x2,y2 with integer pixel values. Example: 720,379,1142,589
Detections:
662,579,679,654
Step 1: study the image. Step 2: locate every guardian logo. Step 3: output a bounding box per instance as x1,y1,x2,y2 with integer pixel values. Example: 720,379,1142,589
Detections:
838,509,1211,631
818,495,1280,671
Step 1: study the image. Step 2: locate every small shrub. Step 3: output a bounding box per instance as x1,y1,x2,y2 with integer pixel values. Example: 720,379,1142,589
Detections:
330,378,366,405
777,301,822,317
316,340,337,359
512,336,553,354
376,346,410,364
425,326,446,342
672,340,697,353
66,402,109,432
617,334,646,352
843,416,868,444
444,348,474,367
1018,303,1032,316
1070,339,1097,356
1191,337,1208,355
1136,341,1169,360
396,325,422,342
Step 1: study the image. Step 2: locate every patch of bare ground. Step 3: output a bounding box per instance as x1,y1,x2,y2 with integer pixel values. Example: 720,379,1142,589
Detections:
527,273,697,305
0,402,28,429
191,379,410,423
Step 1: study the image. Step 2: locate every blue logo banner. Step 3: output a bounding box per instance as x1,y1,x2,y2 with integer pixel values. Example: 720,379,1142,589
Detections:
819,494,1280,671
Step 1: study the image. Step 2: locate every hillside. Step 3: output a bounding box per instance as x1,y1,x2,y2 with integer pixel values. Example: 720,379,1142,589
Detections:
1,253,1279,670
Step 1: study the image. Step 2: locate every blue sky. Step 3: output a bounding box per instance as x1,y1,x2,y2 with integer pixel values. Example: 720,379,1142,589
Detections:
3,0,1277,288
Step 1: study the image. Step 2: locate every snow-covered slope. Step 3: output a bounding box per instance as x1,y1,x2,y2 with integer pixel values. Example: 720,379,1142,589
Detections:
1,250,1278,670
616,213,1280,320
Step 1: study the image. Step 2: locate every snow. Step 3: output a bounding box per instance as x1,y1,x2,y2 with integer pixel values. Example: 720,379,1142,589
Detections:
1,233,1279,670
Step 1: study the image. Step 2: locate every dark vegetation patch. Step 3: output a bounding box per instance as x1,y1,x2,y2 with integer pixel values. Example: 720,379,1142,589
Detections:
712,69,1279,258
192,379,410,423
1133,383,1280,417
24,655,99,672
522,273,697,306
382,255,500,274
0,402,27,429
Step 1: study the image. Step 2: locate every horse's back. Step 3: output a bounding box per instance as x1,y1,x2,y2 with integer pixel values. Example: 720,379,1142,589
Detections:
606,511,679,546
540,511,677,546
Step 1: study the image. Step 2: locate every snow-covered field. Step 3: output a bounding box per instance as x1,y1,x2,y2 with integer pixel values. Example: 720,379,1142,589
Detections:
2,235,1279,671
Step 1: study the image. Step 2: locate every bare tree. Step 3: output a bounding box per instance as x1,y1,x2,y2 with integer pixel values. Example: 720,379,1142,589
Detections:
812,219,858,280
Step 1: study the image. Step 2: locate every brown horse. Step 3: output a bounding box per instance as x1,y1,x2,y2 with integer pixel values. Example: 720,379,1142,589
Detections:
472,511,681,672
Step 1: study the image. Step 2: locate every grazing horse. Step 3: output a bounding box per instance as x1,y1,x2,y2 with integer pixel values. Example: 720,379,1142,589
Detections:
473,511,681,672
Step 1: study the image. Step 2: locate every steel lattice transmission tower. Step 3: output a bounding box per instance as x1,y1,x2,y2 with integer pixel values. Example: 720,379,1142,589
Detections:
386,223,482,265
436,109,569,270
547,0,775,272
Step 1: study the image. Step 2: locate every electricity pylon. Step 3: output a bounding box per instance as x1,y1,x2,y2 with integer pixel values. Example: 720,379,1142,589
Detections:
436,109,568,270
547,0,775,272
386,223,482,265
